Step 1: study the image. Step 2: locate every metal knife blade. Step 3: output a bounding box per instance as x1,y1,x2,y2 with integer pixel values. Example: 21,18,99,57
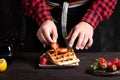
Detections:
61,2,72,50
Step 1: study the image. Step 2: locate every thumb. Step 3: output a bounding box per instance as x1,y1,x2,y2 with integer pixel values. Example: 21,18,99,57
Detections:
65,29,73,40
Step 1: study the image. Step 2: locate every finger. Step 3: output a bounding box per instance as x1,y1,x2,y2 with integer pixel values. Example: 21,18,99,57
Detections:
39,32,49,44
37,31,44,43
43,30,53,44
85,37,93,49
69,30,79,47
65,29,73,40
81,34,89,49
52,29,58,43
75,32,84,50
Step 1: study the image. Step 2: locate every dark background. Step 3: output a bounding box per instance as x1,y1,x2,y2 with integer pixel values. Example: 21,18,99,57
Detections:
99,0,120,52
0,0,120,52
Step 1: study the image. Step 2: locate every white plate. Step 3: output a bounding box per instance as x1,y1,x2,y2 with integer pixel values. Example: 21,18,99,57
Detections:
38,63,79,68
38,53,79,68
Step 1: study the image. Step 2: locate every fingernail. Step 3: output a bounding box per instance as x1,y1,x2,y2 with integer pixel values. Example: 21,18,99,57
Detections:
85,46,88,49
69,44,72,47
76,46,79,50
53,39,56,43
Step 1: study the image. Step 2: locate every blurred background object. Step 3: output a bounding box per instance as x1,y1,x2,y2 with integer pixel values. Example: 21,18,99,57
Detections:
0,0,25,51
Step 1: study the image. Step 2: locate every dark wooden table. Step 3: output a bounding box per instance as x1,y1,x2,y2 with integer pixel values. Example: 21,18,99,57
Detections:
0,52,120,80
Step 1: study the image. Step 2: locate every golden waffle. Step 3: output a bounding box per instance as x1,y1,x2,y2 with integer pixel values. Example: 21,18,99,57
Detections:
46,48,80,65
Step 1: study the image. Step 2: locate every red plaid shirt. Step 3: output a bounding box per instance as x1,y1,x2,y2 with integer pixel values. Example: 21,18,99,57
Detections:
22,0,117,29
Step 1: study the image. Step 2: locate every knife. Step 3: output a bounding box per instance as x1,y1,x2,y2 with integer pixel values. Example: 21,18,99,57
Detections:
61,2,72,50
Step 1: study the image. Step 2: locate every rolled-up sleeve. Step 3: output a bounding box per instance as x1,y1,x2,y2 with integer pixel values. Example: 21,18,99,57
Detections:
82,0,117,29
22,0,52,26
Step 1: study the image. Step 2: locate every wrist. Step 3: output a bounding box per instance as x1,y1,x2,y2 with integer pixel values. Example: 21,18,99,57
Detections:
41,18,56,27
81,21,94,30
46,18,57,23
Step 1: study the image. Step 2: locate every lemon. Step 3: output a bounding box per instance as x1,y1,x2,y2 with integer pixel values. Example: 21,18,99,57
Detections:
0,58,7,72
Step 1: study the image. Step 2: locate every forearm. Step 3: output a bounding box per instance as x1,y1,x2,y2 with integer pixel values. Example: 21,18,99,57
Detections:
82,0,117,29
22,0,52,26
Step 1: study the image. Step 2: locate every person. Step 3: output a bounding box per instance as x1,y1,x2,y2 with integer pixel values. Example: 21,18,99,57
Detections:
22,0,117,52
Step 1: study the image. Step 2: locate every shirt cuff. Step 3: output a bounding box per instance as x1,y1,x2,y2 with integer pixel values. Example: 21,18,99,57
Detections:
35,11,52,27
81,9,101,30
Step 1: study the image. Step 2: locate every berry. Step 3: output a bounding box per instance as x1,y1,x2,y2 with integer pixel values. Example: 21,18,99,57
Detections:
40,57,48,65
98,61,108,69
51,43,59,51
59,48,68,54
116,61,120,69
111,58,119,64
109,64,117,72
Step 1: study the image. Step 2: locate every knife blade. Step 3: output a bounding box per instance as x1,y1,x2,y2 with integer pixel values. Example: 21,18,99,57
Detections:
61,2,72,50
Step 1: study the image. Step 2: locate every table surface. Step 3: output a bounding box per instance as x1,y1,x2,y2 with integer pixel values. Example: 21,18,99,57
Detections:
0,52,120,80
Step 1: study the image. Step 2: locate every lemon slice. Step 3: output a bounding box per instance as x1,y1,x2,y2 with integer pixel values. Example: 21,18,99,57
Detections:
0,58,7,72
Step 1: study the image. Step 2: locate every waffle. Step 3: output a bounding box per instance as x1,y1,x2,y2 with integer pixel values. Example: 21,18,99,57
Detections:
46,48,80,65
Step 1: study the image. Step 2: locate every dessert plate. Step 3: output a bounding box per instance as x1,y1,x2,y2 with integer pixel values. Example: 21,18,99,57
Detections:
39,63,79,68
38,53,79,68
87,68,120,76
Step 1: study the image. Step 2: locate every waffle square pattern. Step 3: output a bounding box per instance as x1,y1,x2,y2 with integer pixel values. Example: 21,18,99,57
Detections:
46,48,80,65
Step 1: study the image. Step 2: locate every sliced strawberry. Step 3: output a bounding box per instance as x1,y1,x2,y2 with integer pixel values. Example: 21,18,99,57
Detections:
40,57,48,65
59,48,68,54
51,43,59,51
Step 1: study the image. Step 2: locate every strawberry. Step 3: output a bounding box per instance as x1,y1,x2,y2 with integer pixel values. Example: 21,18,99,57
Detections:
107,60,117,71
51,43,59,51
116,61,120,69
40,57,48,65
109,63,117,72
107,61,112,67
96,57,107,69
59,48,68,54
111,58,119,64
97,57,107,63
98,61,108,69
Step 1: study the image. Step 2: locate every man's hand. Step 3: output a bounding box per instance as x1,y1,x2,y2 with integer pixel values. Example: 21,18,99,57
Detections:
37,19,58,45
66,21,94,50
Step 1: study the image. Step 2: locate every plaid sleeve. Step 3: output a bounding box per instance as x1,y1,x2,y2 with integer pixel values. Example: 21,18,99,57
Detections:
82,0,117,29
22,0,52,26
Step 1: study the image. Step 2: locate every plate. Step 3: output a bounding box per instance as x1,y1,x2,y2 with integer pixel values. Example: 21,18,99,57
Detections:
39,63,79,68
38,53,79,68
87,68,120,76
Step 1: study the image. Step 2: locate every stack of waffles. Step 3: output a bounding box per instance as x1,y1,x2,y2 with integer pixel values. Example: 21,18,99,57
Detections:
45,48,80,65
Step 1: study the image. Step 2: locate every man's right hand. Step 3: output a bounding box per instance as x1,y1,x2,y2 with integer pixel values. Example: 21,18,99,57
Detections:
37,19,58,45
